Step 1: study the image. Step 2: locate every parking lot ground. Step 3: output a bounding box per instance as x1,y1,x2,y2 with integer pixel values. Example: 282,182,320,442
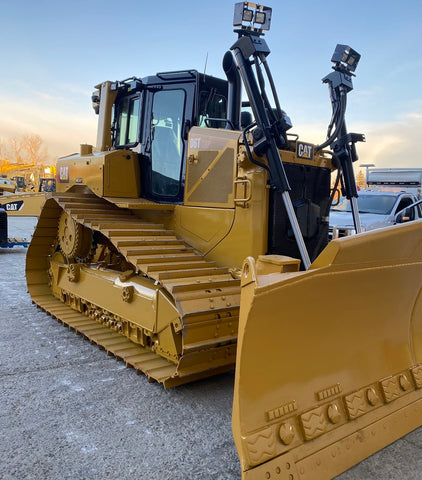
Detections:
1,216,421,479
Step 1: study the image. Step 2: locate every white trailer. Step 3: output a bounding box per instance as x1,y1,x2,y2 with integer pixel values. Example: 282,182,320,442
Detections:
367,167,422,199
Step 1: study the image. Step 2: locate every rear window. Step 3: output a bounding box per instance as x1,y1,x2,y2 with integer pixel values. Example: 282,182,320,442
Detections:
115,96,140,146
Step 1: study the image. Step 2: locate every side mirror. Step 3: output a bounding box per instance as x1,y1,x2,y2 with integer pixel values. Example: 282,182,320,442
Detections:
403,207,413,222
395,209,409,224
394,200,422,223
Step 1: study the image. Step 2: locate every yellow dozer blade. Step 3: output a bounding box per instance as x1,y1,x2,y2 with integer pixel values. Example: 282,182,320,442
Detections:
233,220,422,480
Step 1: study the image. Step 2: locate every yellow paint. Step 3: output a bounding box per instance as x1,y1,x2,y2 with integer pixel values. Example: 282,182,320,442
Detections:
56,148,140,198
233,220,422,478
0,192,48,216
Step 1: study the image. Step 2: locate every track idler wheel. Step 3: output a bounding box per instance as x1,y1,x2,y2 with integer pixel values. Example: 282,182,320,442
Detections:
58,212,93,261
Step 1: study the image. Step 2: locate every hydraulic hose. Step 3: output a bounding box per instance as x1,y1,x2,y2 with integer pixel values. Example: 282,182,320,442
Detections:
315,88,347,151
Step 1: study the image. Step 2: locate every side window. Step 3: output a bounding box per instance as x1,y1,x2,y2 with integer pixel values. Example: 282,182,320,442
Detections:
116,96,140,147
198,91,227,128
395,197,413,214
151,89,185,197
395,197,415,220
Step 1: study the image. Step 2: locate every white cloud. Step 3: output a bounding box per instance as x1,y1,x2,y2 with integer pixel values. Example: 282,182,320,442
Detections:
0,95,97,162
1,92,420,173
297,112,422,169
355,113,422,168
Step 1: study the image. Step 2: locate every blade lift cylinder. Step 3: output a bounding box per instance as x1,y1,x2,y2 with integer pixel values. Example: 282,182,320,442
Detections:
230,33,311,270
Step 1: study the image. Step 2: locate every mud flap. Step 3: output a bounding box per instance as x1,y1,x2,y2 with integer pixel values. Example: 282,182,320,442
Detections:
233,220,422,480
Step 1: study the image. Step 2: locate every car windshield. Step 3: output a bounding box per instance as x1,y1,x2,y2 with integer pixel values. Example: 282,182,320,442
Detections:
333,194,397,215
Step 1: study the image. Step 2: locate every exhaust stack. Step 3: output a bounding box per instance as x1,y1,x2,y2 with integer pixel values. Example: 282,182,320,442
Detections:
223,51,241,131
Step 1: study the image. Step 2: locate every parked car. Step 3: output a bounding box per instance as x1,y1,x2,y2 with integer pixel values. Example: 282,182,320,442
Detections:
329,190,422,239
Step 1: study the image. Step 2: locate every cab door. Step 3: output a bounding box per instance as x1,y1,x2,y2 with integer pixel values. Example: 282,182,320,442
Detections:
143,83,195,203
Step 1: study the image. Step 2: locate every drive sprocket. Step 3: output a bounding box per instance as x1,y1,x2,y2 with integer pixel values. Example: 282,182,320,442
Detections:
58,211,92,261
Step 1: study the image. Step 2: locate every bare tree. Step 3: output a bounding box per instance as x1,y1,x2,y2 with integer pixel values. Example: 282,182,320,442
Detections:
0,139,5,161
8,137,24,163
0,134,49,165
21,134,48,164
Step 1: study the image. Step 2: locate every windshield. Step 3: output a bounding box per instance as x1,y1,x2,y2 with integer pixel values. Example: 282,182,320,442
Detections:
333,194,397,215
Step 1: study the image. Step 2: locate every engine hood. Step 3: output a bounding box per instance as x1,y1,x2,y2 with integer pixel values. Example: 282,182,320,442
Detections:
329,210,392,231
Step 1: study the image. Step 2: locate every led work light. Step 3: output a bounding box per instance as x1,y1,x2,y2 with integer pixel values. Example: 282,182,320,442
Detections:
331,44,361,73
233,2,272,32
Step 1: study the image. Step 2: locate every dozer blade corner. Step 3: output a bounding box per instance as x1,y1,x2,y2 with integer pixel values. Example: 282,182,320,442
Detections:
25,1,422,479
233,219,422,479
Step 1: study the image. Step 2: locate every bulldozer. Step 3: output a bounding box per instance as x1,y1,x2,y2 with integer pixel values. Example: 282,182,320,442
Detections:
26,2,421,479
0,206,29,248
0,179,29,248
0,164,55,216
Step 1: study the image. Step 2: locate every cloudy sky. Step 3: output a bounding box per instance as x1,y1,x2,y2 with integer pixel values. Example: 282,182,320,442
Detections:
1,0,421,169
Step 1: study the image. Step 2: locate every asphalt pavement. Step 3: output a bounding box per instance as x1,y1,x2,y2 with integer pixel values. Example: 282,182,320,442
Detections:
1,216,421,480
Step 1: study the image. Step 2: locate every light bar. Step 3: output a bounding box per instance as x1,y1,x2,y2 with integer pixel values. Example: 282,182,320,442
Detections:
233,2,272,31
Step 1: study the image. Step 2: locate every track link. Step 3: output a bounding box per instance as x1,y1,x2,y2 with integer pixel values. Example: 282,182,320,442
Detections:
26,192,240,387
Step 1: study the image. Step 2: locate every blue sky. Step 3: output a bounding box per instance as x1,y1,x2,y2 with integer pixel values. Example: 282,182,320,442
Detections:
1,0,421,169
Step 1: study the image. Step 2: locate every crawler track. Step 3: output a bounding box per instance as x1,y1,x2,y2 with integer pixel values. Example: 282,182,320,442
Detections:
26,191,240,387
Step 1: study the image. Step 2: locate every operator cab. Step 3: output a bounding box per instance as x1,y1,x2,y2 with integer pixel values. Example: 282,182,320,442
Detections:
109,71,228,203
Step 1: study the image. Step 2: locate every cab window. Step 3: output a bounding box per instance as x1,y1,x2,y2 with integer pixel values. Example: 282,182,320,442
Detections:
198,90,227,128
116,96,140,146
151,89,185,197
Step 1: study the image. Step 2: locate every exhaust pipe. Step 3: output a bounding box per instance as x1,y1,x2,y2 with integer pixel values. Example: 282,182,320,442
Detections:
223,51,241,130
95,81,118,152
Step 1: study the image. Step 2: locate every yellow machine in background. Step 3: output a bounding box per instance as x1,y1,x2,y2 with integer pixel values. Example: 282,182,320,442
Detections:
0,179,30,248
0,163,55,216
25,2,421,479
0,190,50,216
0,162,55,191
0,178,16,194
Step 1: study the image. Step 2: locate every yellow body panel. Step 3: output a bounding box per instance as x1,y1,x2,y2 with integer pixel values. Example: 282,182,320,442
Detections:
171,205,235,259
51,262,164,334
0,182,16,194
280,145,335,170
233,219,422,479
185,127,239,208
208,166,269,269
0,192,48,216
56,148,140,198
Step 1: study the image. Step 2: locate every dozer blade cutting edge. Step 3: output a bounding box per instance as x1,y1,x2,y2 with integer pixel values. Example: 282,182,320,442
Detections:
233,220,422,480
